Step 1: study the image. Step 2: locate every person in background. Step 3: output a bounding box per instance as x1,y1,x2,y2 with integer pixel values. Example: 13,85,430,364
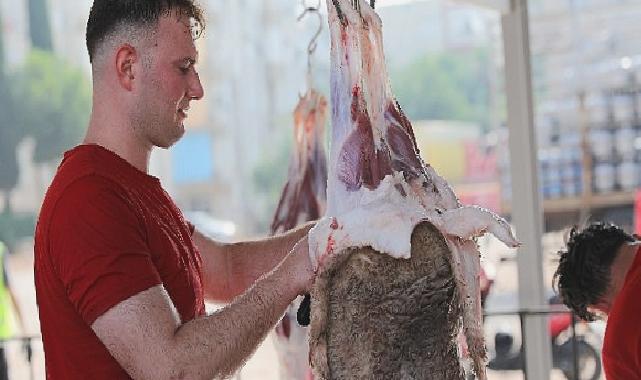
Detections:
0,240,25,380
554,221,641,379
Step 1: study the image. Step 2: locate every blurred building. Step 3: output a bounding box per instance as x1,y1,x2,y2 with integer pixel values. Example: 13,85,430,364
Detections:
0,0,29,69
49,0,93,74
178,1,310,234
500,0,641,230
378,0,495,67
530,0,641,146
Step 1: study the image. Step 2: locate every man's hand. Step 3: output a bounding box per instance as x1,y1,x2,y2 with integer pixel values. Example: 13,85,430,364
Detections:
283,236,315,328
283,236,315,296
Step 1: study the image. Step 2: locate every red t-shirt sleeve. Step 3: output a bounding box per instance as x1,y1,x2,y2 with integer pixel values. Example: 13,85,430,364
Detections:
48,175,162,325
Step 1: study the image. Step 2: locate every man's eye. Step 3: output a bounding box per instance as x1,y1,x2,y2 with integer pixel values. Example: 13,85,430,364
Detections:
180,67,190,74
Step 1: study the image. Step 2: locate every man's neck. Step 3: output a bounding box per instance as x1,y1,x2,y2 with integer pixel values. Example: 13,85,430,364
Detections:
609,242,640,299
84,112,153,174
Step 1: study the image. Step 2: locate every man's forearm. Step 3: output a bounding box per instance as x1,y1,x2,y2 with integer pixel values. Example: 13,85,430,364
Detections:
173,258,300,379
225,221,314,297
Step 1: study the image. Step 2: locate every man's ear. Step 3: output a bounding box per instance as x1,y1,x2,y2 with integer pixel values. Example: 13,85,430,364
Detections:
115,44,137,91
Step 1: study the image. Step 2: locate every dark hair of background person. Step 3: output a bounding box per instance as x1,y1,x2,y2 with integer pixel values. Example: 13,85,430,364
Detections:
553,221,636,321
86,0,205,64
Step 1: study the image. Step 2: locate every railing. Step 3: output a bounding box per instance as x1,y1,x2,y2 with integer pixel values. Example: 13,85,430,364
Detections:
484,307,602,380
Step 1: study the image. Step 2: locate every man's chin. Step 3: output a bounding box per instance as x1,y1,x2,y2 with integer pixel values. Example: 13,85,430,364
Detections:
155,125,185,149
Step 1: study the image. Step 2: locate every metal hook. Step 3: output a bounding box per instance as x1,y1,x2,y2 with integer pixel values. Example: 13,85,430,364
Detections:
298,0,323,92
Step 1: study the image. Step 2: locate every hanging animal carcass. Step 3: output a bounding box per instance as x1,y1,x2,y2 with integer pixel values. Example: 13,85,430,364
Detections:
307,1,519,379
271,89,328,380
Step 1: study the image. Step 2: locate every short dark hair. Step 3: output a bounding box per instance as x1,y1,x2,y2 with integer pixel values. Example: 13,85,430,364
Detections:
553,221,635,321
86,0,205,63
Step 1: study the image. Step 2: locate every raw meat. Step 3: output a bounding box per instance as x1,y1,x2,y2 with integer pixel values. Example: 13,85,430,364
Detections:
307,1,519,378
271,89,328,380
271,90,328,234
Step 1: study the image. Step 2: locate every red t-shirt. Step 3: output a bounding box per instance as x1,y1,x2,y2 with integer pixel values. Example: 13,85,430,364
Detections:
34,144,205,379
602,246,641,379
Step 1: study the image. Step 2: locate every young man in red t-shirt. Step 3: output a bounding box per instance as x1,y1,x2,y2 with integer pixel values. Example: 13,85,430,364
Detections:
34,1,319,379
554,222,641,379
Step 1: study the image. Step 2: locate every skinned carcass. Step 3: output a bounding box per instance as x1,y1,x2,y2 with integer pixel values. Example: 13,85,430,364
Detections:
307,1,519,379
271,89,328,380
271,90,328,235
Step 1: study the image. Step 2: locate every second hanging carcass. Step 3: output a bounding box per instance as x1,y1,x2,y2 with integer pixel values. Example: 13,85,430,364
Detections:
272,89,328,380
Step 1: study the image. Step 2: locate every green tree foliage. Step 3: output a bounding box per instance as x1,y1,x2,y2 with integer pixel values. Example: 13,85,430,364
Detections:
0,8,21,213
391,48,492,130
0,48,89,241
0,1,85,245
0,211,36,251
0,11,4,75
0,80,20,213
28,0,53,51
0,87,20,213
11,50,91,163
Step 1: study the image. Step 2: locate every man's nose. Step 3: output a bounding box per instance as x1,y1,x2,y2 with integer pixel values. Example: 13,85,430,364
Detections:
188,72,204,100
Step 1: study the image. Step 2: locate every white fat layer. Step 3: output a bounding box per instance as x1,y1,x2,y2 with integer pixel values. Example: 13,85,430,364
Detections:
310,172,426,268
312,169,519,268
316,175,519,271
